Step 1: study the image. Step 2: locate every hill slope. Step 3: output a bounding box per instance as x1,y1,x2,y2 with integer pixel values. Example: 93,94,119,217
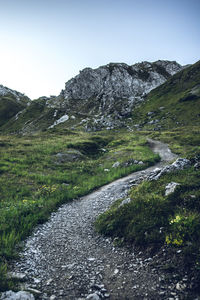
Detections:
131,60,200,130
0,85,30,127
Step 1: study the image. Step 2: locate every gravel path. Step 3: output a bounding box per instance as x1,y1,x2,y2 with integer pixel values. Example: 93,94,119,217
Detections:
11,140,180,300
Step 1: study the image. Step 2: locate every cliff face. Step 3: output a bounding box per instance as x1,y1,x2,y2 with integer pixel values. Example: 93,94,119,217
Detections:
54,60,183,129
63,61,182,102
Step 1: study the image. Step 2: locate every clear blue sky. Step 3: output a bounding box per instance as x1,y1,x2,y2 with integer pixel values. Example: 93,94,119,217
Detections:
0,0,199,99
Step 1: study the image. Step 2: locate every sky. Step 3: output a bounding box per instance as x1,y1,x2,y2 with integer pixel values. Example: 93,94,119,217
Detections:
0,0,199,99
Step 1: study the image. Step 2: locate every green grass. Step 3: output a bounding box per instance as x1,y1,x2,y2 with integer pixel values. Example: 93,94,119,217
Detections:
95,127,200,291
0,129,159,291
131,61,200,130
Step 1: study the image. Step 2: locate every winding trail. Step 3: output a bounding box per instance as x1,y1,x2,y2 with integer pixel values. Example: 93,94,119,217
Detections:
12,140,178,300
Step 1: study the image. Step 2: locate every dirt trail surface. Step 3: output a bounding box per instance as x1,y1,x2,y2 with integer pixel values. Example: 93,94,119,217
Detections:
11,140,180,300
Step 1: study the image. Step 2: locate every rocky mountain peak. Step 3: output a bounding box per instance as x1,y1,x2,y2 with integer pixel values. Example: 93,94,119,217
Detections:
62,60,182,103
153,60,183,75
52,60,183,130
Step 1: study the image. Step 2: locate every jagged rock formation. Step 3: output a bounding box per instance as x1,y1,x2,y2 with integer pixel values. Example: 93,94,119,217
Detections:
50,60,183,130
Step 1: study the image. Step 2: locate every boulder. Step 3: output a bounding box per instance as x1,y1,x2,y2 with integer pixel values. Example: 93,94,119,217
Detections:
119,198,131,207
112,161,120,168
86,293,100,300
55,149,84,163
149,158,190,180
194,162,200,169
0,291,34,300
165,182,180,196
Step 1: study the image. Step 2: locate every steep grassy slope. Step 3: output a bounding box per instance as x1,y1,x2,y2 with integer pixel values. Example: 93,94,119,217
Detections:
131,60,200,130
0,98,54,134
0,85,30,127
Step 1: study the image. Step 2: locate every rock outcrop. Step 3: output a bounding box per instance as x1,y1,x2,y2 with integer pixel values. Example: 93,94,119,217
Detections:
0,60,184,133
49,60,183,130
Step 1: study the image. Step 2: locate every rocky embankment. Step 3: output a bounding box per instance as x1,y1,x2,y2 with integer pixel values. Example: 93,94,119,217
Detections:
2,140,194,300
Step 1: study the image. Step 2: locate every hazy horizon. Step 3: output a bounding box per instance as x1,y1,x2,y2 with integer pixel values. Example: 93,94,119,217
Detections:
0,0,199,99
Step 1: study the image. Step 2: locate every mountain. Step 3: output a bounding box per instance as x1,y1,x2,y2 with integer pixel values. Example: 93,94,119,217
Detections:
0,85,30,127
50,60,183,130
0,60,183,134
130,60,200,130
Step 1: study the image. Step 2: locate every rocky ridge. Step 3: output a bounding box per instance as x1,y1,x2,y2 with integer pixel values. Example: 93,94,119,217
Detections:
47,60,183,130
0,60,183,133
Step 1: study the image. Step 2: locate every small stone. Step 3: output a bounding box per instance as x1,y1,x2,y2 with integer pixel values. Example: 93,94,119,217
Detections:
88,257,95,262
113,268,119,275
119,198,131,207
176,282,186,291
86,293,100,300
25,288,42,295
112,161,120,168
46,279,53,285
194,162,200,169
8,272,26,280
50,296,56,300
165,182,180,196
104,293,110,298
159,291,165,295
92,284,103,290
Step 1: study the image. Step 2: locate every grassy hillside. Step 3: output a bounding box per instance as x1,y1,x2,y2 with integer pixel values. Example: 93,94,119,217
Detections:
0,85,30,128
0,129,159,291
0,98,54,134
0,96,28,128
131,60,200,130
